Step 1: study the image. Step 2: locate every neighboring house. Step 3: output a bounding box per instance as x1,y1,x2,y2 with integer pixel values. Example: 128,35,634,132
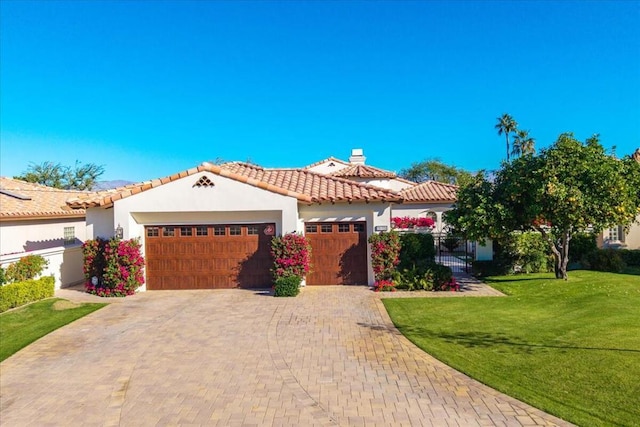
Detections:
64,149,467,291
0,177,89,288
597,148,640,250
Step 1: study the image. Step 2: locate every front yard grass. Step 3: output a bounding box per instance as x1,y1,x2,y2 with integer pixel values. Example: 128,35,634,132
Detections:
383,270,640,427
0,298,106,362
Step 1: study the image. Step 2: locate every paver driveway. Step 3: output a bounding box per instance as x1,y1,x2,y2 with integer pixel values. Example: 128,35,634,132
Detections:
0,287,572,426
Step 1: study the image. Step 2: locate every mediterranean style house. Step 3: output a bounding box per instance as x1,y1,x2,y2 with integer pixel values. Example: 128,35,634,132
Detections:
65,149,461,290
0,177,89,288
598,148,640,250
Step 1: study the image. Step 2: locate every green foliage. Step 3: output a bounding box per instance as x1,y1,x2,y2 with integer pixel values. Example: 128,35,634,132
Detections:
471,260,511,277
393,263,453,291
369,231,401,281
4,255,49,283
14,160,105,190
568,232,598,263
446,132,640,279
495,113,518,161
619,249,640,267
0,298,106,361
587,249,626,273
398,158,472,186
441,235,460,252
499,232,552,274
0,276,55,312
383,271,640,427
398,233,435,270
0,267,6,285
273,275,301,297
82,238,144,297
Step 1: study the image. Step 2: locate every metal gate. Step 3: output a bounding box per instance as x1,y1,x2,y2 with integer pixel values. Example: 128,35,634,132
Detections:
433,233,475,274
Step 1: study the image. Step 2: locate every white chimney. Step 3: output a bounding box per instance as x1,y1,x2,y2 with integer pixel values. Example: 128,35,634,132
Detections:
349,148,366,164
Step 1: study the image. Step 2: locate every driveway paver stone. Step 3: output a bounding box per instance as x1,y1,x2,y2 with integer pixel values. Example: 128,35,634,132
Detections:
0,286,573,426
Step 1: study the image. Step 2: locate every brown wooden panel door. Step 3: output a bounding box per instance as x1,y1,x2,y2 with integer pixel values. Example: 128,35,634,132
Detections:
145,224,274,290
305,222,368,286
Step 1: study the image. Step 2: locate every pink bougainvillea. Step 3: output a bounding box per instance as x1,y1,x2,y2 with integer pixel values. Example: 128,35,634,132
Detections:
368,231,401,281
391,216,435,229
82,237,144,297
270,233,312,280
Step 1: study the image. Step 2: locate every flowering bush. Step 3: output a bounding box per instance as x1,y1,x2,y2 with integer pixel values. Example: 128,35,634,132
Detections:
369,231,401,281
373,279,396,292
439,277,460,292
4,255,49,283
82,237,144,297
391,216,435,229
270,233,312,280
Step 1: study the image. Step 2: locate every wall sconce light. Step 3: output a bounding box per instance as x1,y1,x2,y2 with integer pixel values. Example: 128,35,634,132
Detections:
115,224,124,239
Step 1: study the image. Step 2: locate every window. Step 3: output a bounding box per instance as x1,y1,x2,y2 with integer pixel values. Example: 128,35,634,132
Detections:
229,225,242,236
353,223,365,233
64,227,75,245
213,226,225,236
608,226,625,242
196,226,208,236
247,225,259,235
338,224,350,233
180,227,193,236
321,224,332,233
163,227,175,237
305,224,317,233
147,227,159,237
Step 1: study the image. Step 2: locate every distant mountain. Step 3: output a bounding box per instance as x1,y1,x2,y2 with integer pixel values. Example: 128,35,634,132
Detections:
92,180,135,191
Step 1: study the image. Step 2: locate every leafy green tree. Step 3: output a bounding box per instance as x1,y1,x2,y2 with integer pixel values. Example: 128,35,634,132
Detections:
15,161,105,190
446,133,640,279
495,113,518,161
399,158,472,186
511,129,536,158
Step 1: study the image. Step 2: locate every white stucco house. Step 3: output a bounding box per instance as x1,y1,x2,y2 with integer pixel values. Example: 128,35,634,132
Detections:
0,177,89,288
64,149,465,290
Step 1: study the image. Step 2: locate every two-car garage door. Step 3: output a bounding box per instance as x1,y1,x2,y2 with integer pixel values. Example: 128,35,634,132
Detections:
145,224,274,290
144,221,368,290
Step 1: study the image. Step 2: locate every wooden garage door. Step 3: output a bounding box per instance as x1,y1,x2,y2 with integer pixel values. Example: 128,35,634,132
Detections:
145,224,274,290
305,222,368,286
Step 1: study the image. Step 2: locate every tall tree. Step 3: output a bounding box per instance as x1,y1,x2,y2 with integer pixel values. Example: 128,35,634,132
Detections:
446,133,640,279
399,158,472,186
511,129,536,158
15,161,105,190
495,113,518,161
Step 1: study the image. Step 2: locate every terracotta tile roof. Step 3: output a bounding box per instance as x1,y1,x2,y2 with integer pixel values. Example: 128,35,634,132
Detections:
329,164,397,179
0,177,88,220
399,180,458,202
66,162,403,208
302,157,350,169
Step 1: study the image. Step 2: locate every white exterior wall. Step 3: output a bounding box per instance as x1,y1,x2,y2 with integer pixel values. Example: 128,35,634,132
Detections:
0,218,86,255
391,203,454,234
300,202,393,286
625,220,640,249
86,208,115,240
0,244,85,289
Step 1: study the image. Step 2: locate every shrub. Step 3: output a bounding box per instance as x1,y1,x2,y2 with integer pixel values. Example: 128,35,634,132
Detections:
4,255,49,283
0,276,55,312
619,250,640,267
373,279,396,292
271,233,312,280
587,249,626,273
568,232,598,263
472,260,510,277
369,231,401,281
393,263,454,292
493,231,552,274
82,237,144,297
398,233,435,270
391,216,435,229
274,275,301,297
0,267,6,286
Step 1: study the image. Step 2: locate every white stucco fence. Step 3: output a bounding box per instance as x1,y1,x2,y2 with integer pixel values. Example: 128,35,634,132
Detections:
0,245,85,289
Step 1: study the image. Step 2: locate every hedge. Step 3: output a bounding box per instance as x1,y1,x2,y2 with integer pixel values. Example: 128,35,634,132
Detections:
619,249,640,267
0,276,55,313
274,275,301,297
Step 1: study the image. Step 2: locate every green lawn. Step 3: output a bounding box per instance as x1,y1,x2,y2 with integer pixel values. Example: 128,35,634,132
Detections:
383,270,640,427
0,298,106,362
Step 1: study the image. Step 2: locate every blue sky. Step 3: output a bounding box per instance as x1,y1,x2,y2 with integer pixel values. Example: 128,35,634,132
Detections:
1,0,639,182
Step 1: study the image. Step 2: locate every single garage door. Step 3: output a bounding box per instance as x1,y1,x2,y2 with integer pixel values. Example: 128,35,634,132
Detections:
145,223,274,290
304,221,368,286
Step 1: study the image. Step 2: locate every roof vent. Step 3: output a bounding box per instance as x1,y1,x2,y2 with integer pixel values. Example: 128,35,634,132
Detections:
349,148,366,165
193,175,215,188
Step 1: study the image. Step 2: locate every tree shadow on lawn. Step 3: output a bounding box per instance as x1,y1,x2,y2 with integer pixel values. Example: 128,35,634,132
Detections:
395,326,640,355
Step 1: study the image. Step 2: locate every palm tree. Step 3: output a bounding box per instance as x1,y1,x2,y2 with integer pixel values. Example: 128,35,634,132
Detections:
512,129,536,158
495,113,518,161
